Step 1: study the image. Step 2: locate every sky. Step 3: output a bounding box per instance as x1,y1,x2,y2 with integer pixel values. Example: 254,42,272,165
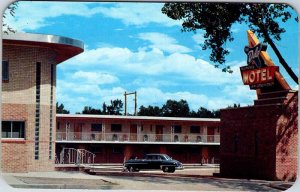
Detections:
3,1,299,114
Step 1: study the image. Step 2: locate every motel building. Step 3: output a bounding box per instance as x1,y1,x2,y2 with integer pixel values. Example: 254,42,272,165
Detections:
55,114,220,164
1,32,221,173
1,33,83,172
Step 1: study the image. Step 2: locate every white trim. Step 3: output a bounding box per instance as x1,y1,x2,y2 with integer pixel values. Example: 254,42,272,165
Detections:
56,114,220,122
55,140,220,145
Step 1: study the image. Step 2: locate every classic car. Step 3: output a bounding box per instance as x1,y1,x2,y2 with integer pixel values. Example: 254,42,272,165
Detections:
123,153,184,173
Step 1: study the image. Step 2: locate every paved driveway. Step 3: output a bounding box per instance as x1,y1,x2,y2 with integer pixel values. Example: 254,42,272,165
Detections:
2,168,290,191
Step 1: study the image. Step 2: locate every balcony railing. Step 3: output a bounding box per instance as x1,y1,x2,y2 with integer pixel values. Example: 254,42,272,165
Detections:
56,132,220,143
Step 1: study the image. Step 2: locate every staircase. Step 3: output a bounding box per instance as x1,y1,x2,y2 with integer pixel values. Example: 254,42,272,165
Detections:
56,148,96,165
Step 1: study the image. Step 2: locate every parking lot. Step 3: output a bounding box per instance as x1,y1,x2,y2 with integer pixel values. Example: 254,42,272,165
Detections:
2,165,292,191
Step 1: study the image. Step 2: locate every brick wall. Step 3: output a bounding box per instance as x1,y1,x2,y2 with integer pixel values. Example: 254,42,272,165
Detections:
275,92,298,181
220,91,298,181
2,44,57,172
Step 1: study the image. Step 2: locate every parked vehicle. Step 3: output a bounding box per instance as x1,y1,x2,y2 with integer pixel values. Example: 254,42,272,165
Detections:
123,153,184,173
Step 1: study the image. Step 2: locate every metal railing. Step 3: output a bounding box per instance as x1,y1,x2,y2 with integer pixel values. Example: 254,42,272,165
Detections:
56,132,220,143
56,148,96,165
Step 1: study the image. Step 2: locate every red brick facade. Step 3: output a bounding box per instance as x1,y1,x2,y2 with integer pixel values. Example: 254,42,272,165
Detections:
220,90,297,181
1,45,57,172
1,34,83,173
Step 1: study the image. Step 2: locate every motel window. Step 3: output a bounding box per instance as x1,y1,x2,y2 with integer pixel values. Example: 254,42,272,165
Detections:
112,147,123,154
173,125,182,133
91,124,102,132
2,61,9,81
89,145,103,154
111,124,122,132
190,126,200,133
1,121,25,138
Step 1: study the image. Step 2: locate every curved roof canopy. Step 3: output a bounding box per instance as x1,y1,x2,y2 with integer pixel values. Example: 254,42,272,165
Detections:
2,33,84,63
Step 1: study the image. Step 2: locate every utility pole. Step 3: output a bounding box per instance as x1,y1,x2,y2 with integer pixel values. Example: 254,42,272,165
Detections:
124,91,137,116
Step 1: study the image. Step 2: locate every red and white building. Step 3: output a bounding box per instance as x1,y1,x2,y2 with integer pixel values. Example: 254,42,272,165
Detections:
56,114,220,164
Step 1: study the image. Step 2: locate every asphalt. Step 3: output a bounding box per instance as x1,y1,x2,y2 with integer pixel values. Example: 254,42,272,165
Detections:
1,164,295,191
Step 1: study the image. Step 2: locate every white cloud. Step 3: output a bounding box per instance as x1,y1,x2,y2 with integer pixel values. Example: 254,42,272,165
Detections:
94,3,181,27
5,2,180,31
72,71,119,84
192,33,205,45
57,80,126,113
136,87,248,112
5,2,99,31
62,45,243,85
57,80,102,97
138,32,191,53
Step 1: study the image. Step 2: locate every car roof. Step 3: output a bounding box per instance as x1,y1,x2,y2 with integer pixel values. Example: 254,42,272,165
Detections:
145,153,167,156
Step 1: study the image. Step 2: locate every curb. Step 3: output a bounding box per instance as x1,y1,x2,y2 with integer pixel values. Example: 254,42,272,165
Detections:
90,171,215,179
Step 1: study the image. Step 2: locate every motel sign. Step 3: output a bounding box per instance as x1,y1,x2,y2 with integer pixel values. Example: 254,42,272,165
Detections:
240,42,278,89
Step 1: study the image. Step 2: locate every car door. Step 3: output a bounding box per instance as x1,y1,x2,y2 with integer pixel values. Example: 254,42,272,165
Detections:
152,155,163,169
144,155,153,169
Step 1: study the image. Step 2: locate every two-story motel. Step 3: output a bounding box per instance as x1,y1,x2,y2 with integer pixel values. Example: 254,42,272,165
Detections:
1,32,220,173
55,114,220,164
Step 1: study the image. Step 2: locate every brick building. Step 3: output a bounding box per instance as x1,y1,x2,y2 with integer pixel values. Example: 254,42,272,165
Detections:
55,114,220,164
220,31,298,181
1,33,83,172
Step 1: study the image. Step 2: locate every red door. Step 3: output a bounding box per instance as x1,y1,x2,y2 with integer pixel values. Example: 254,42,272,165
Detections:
156,125,163,141
207,127,215,142
74,123,82,140
130,124,137,141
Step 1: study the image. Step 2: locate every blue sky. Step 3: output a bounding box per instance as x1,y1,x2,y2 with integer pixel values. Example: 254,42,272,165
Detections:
4,2,299,114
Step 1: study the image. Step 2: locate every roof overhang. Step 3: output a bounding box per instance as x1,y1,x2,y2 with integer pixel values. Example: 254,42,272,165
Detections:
2,33,84,64
56,114,221,124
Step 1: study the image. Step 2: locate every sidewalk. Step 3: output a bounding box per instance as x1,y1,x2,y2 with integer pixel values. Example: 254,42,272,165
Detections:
2,171,118,189
1,168,294,191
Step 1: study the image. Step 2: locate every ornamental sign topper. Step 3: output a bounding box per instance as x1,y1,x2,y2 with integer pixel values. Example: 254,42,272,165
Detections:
240,42,278,90
244,43,267,68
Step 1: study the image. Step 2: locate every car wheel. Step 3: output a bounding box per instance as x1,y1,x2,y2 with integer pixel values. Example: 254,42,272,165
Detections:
162,166,169,172
168,167,175,173
129,166,135,172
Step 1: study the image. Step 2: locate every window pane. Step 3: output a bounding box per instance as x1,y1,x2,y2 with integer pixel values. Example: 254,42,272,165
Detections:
2,121,11,138
190,126,200,133
112,147,123,154
174,125,181,133
111,124,122,132
2,61,9,81
12,122,25,138
91,124,102,132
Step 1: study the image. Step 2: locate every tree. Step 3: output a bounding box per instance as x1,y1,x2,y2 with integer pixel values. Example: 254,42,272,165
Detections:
82,106,101,114
227,103,241,109
3,2,18,34
80,99,124,115
105,99,123,115
190,107,220,118
138,105,163,116
161,99,190,117
162,3,298,84
56,102,70,114
197,107,214,118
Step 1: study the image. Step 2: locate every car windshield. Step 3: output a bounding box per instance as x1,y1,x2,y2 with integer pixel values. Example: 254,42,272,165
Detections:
163,155,172,160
